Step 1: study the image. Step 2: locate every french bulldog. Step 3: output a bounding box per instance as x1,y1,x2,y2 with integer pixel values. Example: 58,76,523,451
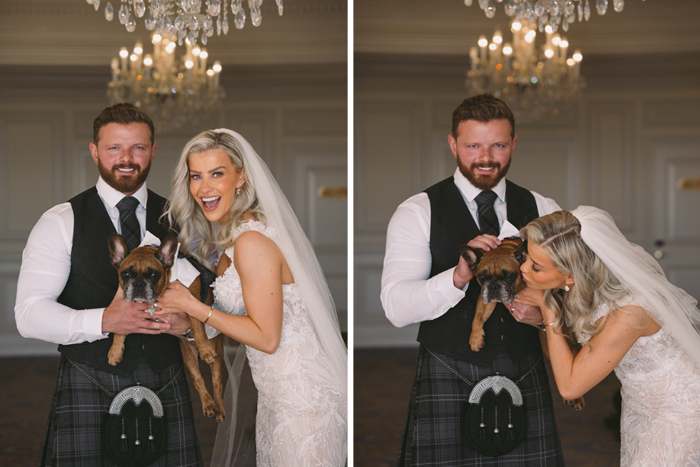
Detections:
107,233,226,422
461,237,585,410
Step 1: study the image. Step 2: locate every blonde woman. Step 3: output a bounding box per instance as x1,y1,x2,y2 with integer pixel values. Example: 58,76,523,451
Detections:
155,129,347,466
515,206,700,466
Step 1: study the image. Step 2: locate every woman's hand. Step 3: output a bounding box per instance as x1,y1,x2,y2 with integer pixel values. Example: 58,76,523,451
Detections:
154,281,201,318
515,286,546,308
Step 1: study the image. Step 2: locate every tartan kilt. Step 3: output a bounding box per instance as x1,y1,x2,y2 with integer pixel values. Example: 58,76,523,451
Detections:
398,345,564,467
39,355,203,467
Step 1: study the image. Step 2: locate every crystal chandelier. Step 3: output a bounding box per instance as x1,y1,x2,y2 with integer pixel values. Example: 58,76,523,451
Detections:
108,34,225,129
465,20,585,120
85,0,284,44
464,0,626,33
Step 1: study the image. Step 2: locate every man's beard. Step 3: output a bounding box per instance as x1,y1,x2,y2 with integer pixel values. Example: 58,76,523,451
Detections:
98,159,151,194
458,158,511,191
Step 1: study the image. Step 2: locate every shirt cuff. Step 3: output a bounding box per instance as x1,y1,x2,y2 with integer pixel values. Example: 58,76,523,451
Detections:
84,308,109,340
434,266,469,305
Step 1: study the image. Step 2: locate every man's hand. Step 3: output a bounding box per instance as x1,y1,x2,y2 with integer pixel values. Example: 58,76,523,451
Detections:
508,300,545,327
453,234,501,289
102,286,171,335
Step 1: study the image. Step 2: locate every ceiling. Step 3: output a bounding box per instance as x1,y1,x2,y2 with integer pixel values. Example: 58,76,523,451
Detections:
0,0,347,67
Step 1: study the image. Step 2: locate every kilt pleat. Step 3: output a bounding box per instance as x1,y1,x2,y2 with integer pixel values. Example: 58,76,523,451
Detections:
39,355,203,467
398,345,565,467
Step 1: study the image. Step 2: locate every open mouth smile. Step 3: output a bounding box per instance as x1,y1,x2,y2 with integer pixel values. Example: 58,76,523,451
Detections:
201,196,221,211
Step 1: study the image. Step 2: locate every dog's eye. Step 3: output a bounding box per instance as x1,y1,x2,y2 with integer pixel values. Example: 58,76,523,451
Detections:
502,271,516,280
122,271,131,279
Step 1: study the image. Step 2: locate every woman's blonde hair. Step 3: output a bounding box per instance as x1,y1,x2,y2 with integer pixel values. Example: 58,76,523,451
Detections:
163,130,266,270
520,210,628,343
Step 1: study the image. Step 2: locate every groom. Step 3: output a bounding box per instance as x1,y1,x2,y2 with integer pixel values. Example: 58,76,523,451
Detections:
382,94,565,465
15,103,204,466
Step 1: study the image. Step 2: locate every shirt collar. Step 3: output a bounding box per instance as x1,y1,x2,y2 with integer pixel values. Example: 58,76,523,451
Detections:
96,176,148,210
453,168,506,203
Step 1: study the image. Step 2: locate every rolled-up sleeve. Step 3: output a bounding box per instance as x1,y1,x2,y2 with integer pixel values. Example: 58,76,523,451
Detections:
380,194,468,328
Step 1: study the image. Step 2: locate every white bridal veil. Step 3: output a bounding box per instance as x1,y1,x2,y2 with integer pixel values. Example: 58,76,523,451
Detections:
208,129,348,466
571,206,700,367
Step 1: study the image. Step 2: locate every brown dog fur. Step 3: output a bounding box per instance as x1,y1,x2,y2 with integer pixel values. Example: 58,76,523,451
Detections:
461,238,585,410
108,233,226,422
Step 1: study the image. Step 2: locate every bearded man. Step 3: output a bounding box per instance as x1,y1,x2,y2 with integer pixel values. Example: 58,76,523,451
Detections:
381,94,566,465
15,103,204,466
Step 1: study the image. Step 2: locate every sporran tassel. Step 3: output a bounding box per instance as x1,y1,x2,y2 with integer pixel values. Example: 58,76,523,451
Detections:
148,417,156,453
479,406,487,440
492,406,502,448
507,407,516,441
134,417,143,459
120,417,128,452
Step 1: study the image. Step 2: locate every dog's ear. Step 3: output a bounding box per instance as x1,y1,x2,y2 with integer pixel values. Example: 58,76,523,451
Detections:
460,244,484,273
157,235,178,269
108,233,128,268
513,239,528,265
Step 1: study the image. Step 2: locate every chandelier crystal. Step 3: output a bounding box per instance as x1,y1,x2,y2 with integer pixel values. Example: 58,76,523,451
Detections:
465,20,585,120
85,0,284,45
464,0,625,33
108,34,225,129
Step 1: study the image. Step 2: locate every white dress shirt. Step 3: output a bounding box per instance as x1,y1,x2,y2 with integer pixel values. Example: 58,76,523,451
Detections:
14,178,149,345
381,169,561,328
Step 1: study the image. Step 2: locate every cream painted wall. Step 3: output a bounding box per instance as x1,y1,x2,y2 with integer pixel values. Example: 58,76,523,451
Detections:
354,55,700,348
0,64,347,356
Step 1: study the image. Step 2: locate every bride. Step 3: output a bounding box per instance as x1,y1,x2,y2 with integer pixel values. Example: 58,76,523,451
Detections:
156,129,347,466
515,206,700,466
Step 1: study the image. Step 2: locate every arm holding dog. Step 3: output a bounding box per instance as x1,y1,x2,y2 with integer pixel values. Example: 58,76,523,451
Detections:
158,230,285,354
516,286,658,400
382,196,498,327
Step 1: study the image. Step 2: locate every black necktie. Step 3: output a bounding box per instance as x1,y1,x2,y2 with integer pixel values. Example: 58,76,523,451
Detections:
475,190,499,236
116,196,141,251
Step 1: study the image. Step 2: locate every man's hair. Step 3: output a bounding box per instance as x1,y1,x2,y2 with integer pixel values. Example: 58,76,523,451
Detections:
451,94,515,139
92,103,155,144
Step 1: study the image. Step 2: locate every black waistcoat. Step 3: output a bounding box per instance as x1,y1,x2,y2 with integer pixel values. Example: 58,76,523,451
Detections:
57,187,182,377
416,177,541,366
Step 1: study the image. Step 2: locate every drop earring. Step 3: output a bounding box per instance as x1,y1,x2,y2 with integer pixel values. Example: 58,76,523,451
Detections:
564,285,570,292
235,187,241,196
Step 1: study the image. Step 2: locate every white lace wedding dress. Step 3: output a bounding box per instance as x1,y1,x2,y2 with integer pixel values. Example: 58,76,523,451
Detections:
580,295,700,466
212,221,347,466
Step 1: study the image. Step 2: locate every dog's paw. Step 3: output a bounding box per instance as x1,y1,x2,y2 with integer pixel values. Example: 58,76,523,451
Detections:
197,342,218,365
202,397,218,418
469,331,485,352
564,396,586,411
107,348,124,366
215,408,226,423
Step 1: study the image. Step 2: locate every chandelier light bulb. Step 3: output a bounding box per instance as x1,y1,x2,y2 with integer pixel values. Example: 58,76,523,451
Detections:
130,53,138,62
143,55,153,66
512,21,522,32
503,45,513,55
551,35,561,46
166,42,177,54
545,25,553,34
213,61,222,73
185,60,194,69
119,48,129,59
192,47,201,57
478,36,489,48
566,58,575,66
152,34,162,43
200,50,209,59
493,30,503,44
134,43,143,55
560,39,569,48
573,50,583,62
525,30,536,43
544,48,555,59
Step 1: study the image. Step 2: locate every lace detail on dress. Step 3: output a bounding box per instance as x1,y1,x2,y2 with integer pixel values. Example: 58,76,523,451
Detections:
580,295,700,466
212,220,347,466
